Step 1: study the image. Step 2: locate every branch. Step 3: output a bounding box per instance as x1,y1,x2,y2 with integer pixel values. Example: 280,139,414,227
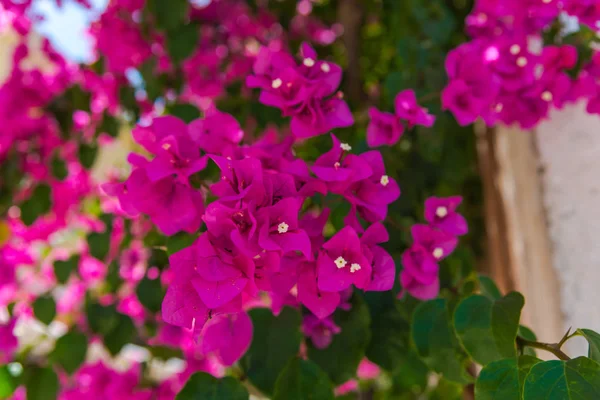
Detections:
517,336,571,361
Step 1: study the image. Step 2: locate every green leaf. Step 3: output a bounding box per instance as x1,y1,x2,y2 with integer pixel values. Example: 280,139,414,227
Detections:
86,303,119,335
51,153,68,180
148,345,184,361
50,330,87,374
167,232,198,255
430,378,464,400
87,219,112,261
523,357,600,399
241,307,302,395
518,325,538,357
33,296,56,325
475,356,540,400
0,365,17,398
148,0,189,31
166,23,199,65
411,299,472,384
20,184,52,226
577,329,600,363
78,142,98,169
53,255,79,284
104,313,136,356
479,275,502,300
136,276,164,313
365,306,409,371
176,372,248,400
273,357,335,400
167,103,201,123
308,294,371,384
25,367,58,400
454,292,524,365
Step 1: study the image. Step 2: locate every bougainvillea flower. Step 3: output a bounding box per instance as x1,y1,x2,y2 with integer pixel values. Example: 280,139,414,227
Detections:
394,89,435,128
411,224,458,261
424,196,468,236
297,264,340,319
189,111,245,156
302,314,341,349
366,107,404,148
317,226,371,292
199,312,253,366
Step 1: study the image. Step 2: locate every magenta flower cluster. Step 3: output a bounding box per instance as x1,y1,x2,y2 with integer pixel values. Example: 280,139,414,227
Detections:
400,196,467,300
442,0,600,129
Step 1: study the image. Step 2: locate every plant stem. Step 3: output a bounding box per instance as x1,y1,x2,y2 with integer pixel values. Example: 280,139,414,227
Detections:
517,336,571,361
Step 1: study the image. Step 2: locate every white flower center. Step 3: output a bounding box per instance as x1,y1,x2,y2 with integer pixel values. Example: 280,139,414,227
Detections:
380,175,389,187
162,143,171,150
436,206,448,218
495,103,504,112
541,91,553,102
321,63,330,73
340,143,352,151
272,78,282,89
516,57,527,67
334,162,341,169
433,248,444,259
303,58,315,67
277,222,289,234
350,263,361,273
542,0,551,3
334,256,347,269
509,44,521,55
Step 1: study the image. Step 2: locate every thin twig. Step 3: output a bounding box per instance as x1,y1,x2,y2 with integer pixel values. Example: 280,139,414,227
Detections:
517,336,571,361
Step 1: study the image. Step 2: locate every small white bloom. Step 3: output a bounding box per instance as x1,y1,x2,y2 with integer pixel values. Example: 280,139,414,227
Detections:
334,162,341,169
436,206,448,218
277,222,289,234
380,175,389,187
433,248,444,259
541,91,553,102
509,44,521,55
340,143,352,151
516,57,527,67
271,78,282,89
321,63,330,73
303,58,315,67
350,263,361,273
334,256,348,269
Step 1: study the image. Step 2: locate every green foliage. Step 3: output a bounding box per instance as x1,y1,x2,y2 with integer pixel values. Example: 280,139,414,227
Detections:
454,292,524,365
523,357,600,399
50,152,68,180
475,356,540,400
136,275,165,313
166,24,199,65
578,329,600,362
166,232,198,255
176,372,248,400
273,358,335,400
33,295,56,325
411,299,472,384
25,367,58,400
166,103,201,123
53,255,79,284
50,330,87,374
0,366,18,398
20,184,52,226
241,307,303,395
308,295,371,384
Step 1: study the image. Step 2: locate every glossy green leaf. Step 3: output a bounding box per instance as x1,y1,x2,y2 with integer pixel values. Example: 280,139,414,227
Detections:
86,303,119,335
53,255,79,284
176,372,248,400
167,232,198,255
166,23,199,65
577,329,600,363
308,295,371,384
454,292,524,365
25,367,58,400
104,313,136,356
430,378,464,400
50,330,87,374
33,296,56,325
475,356,540,400
523,357,600,399
51,153,68,180
0,365,17,398
167,103,201,123
20,184,52,226
273,357,334,400
136,276,164,313
518,325,538,357
78,142,98,169
411,299,471,384
241,307,302,395
365,306,409,371
87,231,111,261
479,275,502,300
